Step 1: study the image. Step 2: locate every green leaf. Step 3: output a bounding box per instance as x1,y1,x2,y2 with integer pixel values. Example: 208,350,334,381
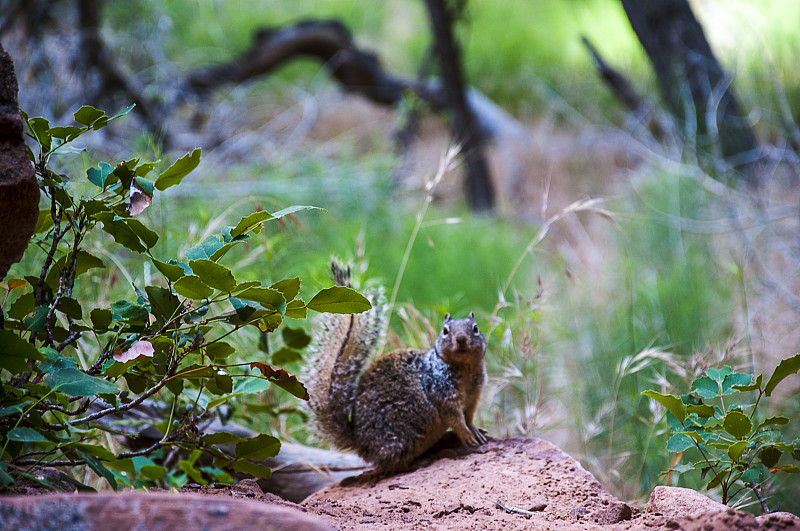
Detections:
755,416,789,432
76,450,118,490
70,443,116,461
155,148,201,191
186,235,224,261
80,199,111,217
45,251,105,288
740,467,764,484
188,259,236,293
135,161,157,177
134,176,155,196
666,433,695,453
206,341,235,361
111,159,136,191
24,306,49,333
691,376,719,399
759,446,782,469
87,161,114,188
56,297,83,320
124,218,159,250
306,286,372,314
152,259,188,283
201,432,247,445
111,300,149,324
0,463,13,486
270,205,325,219
93,212,147,253
732,374,762,392
233,280,261,292
0,404,25,418
686,404,716,418
282,326,311,349
39,347,77,373
140,464,167,481
230,459,272,479
721,372,753,395
0,330,45,374
236,287,286,312
224,298,264,325
145,286,183,322
641,390,686,423
230,211,273,239
284,299,307,319
728,440,748,460
49,125,83,141
764,353,800,397
109,104,135,121
74,105,106,127
271,347,302,365
271,277,301,302
35,209,54,234
7,427,49,442
706,366,733,383
173,275,214,300
722,410,752,439
234,434,281,461
213,373,233,394
28,116,51,151
45,368,119,397
233,377,272,395
178,460,207,484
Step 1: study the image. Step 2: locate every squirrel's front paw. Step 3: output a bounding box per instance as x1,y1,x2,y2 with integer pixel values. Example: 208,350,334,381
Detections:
469,424,488,445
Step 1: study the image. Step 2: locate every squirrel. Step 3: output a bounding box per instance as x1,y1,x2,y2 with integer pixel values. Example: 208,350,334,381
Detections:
306,262,488,476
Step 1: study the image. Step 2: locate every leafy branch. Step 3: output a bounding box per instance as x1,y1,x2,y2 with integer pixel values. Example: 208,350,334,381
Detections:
0,104,371,492
642,353,800,510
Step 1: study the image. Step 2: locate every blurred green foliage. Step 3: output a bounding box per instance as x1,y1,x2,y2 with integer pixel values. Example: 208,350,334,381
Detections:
104,0,800,121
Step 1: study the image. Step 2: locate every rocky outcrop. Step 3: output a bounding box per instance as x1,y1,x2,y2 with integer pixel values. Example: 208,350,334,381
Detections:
0,490,335,531
0,43,39,281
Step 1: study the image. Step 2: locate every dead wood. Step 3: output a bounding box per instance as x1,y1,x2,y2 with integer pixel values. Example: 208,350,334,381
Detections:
423,0,494,211
185,20,441,108
184,18,500,210
94,401,367,503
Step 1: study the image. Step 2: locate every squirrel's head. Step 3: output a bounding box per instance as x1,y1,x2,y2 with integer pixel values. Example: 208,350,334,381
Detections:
436,312,486,362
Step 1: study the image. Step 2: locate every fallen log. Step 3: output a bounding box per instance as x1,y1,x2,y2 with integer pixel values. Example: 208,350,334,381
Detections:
95,402,367,502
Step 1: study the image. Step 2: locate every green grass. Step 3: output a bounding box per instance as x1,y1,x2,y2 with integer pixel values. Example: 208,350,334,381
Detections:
545,171,741,500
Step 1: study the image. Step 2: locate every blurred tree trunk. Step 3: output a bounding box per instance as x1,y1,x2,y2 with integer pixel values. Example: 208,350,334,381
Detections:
76,0,158,132
620,0,760,184
423,0,495,211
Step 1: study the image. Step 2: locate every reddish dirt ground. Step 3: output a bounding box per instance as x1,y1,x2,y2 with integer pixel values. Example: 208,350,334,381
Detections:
3,437,798,530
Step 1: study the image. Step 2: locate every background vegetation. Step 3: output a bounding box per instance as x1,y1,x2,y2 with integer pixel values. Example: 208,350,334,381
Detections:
4,0,800,515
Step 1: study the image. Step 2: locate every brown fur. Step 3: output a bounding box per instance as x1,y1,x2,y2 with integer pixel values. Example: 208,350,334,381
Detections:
307,285,487,476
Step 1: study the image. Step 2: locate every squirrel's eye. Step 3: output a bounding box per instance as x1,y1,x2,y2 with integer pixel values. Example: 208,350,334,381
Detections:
442,325,449,336
472,325,480,335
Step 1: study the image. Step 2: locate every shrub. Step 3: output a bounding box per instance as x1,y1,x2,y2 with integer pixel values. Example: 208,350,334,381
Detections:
643,354,800,511
0,104,369,491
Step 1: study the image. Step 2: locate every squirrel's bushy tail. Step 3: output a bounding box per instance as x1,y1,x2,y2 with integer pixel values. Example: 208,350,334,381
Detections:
306,261,386,451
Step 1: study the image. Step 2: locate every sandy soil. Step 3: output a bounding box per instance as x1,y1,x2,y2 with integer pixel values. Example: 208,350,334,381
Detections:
2,437,798,530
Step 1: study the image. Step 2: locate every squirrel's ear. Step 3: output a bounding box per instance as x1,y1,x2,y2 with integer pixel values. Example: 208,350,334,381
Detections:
468,311,474,319
444,313,451,322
